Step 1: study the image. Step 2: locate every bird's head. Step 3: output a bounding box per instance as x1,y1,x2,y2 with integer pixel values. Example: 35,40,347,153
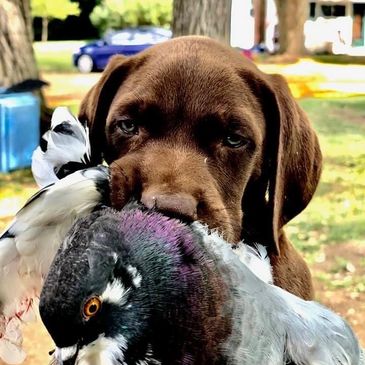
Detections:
40,205,231,365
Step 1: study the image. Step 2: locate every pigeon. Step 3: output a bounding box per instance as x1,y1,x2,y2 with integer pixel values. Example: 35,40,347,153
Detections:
39,205,364,365
0,165,109,364
31,107,91,188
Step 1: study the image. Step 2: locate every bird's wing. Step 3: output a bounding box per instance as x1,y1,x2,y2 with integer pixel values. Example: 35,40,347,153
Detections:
0,166,109,364
32,107,91,188
273,285,362,365
194,224,362,365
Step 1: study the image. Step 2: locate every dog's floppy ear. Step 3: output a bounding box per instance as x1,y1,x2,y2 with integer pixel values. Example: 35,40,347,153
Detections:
78,55,132,164
242,73,322,255
267,74,322,252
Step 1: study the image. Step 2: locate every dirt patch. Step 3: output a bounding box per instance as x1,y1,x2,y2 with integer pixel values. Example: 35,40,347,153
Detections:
329,107,365,126
311,241,365,346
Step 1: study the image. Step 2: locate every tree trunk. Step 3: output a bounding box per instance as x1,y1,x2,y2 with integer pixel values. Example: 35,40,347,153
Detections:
172,0,232,45
254,0,266,46
41,17,48,42
0,0,51,135
275,0,308,55
0,0,39,87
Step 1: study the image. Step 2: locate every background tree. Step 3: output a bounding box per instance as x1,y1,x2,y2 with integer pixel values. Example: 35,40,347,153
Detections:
31,0,80,41
172,0,231,44
91,0,172,34
274,0,308,55
71,0,100,39
0,0,38,87
253,0,266,47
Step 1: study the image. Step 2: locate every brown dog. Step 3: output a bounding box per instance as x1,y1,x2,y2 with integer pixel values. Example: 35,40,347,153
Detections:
79,36,322,300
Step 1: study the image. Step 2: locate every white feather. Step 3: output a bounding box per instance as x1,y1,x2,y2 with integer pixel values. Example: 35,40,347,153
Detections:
0,167,108,364
76,334,127,365
31,107,91,188
191,222,273,284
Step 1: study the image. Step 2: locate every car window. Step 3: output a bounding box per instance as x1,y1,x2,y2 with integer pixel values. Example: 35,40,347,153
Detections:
110,30,170,46
110,31,133,45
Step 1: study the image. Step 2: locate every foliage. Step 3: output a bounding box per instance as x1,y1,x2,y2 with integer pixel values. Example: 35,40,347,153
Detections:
31,0,80,20
71,0,101,15
90,0,172,33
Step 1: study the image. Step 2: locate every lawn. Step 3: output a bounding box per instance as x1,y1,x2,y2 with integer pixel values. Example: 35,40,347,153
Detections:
33,41,86,73
291,97,365,254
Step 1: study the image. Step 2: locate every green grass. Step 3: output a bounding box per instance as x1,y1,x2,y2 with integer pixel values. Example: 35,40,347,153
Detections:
0,168,35,197
33,41,87,73
312,54,365,65
256,53,365,65
287,97,365,258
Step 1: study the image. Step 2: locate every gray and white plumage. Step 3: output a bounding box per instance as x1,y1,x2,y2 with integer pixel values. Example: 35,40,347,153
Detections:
0,166,109,364
39,206,364,365
31,107,91,188
199,226,363,365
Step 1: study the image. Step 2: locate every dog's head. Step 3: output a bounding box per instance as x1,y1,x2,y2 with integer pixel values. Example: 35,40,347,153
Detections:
79,36,322,254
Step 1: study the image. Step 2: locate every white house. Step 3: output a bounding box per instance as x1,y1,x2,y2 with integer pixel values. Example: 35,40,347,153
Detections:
230,0,365,54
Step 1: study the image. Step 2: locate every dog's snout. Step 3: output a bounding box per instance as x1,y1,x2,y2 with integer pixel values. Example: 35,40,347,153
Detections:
141,192,198,222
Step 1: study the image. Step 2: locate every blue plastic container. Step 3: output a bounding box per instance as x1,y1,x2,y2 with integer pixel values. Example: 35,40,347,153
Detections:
0,92,40,173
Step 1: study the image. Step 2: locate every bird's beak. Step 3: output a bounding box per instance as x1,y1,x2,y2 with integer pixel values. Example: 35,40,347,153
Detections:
62,355,78,365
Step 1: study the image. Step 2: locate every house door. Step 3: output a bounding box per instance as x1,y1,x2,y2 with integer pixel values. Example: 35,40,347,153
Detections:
353,4,365,46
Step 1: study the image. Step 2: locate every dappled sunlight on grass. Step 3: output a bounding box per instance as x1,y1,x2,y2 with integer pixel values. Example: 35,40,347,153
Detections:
33,41,86,73
258,58,365,98
287,97,365,258
0,169,37,228
41,72,100,109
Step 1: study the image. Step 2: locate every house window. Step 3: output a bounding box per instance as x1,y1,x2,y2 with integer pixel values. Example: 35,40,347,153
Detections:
309,2,316,18
320,5,346,18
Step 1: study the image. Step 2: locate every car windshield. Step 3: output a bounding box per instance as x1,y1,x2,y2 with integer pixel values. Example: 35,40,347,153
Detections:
107,29,170,46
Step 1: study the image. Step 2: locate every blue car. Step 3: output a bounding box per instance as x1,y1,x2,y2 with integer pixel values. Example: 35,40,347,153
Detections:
73,27,172,73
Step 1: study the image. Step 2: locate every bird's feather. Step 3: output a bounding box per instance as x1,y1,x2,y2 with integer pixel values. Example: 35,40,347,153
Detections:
31,107,91,188
0,166,109,364
197,224,363,365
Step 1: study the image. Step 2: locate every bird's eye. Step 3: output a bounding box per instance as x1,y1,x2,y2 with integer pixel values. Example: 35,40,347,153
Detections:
118,119,139,135
224,133,247,148
83,296,102,319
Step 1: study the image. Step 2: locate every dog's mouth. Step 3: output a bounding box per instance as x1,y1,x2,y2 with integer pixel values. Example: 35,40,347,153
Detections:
136,196,197,225
158,209,195,225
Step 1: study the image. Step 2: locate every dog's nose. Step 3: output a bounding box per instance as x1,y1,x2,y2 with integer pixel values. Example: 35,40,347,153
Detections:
141,192,198,222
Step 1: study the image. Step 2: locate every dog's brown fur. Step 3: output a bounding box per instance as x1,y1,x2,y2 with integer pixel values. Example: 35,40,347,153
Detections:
79,36,322,299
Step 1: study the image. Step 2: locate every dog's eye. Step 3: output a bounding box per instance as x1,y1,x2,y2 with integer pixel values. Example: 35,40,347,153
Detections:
225,133,247,148
118,119,139,135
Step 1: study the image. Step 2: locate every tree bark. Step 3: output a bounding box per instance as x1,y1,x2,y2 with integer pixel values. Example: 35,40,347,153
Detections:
274,0,308,55
254,0,266,45
0,0,39,87
41,16,49,42
0,0,51,135
172,0,232,45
